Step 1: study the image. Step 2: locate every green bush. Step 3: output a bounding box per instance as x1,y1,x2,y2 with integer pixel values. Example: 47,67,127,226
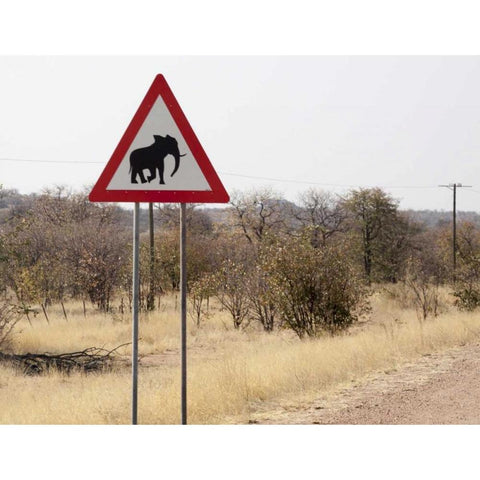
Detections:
262,235,369,338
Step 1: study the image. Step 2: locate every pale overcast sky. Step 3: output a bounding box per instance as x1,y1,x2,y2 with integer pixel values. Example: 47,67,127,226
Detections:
1,55,480,211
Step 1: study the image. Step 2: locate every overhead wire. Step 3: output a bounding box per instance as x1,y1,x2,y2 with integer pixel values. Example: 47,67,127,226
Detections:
0,157,103,164
0,157,445,191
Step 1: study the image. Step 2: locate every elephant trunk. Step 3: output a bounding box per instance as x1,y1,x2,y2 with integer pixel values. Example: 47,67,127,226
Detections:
171,153,186,177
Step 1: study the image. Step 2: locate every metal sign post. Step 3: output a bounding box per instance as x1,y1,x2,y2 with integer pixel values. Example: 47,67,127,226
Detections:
89,74,229,425
180,203,187,424
132,202,140,424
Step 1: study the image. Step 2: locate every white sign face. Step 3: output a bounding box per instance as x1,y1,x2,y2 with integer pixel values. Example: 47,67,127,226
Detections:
106,96,211,191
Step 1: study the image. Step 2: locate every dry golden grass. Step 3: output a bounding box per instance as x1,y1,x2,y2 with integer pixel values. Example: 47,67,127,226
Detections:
2,289,480,424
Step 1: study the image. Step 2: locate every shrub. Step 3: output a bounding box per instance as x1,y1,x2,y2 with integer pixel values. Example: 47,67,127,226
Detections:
213,258,251,329
453,288,480,311
262,235,369,338
188,275,216,326
245,263,277,332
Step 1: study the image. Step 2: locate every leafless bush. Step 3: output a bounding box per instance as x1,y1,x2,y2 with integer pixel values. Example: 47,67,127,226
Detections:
403,258,441,322
0,302,21,350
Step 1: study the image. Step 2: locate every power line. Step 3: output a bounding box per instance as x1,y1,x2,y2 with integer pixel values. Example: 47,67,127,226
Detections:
0,156,469,192
219,171,438,189
0,157,103,164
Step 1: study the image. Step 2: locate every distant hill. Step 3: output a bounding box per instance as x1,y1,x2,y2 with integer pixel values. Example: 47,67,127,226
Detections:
403,209,480,228
2,188,480,232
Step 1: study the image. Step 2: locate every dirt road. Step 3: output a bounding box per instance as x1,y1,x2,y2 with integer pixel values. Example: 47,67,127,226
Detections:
250,342,480,424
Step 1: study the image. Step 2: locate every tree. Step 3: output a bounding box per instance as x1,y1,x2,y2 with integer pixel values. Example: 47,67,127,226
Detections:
406,226,448,285
295,188,347,247
228,188,289,244
74,234,125,311
342,188,400,283
450,222,480,310
374,212,422,283
0,189,129,310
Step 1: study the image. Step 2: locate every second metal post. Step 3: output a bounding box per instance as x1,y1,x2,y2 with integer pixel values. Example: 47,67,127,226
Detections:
180,203,187,425
132,202,140,425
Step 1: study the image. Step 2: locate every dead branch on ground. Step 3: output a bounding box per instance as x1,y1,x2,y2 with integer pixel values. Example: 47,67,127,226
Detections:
0,343,131,375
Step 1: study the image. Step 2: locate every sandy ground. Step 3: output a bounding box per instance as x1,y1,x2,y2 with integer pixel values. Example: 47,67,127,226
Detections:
248,342,480,424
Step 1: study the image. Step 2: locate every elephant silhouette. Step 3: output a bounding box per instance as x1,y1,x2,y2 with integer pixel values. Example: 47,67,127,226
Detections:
129,134,186,184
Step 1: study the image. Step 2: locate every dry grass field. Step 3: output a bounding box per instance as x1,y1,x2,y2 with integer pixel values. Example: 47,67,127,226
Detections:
2,286,480,424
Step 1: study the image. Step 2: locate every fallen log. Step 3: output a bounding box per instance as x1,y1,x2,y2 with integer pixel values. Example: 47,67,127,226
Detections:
0,343,130,375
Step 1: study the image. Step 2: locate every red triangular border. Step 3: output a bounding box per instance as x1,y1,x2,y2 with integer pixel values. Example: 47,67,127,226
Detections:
89,74,229,203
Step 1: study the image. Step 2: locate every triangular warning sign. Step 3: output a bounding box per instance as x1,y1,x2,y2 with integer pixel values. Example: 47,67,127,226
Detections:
89,74,229,203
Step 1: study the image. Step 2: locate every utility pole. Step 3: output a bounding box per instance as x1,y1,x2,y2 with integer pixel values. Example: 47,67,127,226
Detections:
439,183,472,281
